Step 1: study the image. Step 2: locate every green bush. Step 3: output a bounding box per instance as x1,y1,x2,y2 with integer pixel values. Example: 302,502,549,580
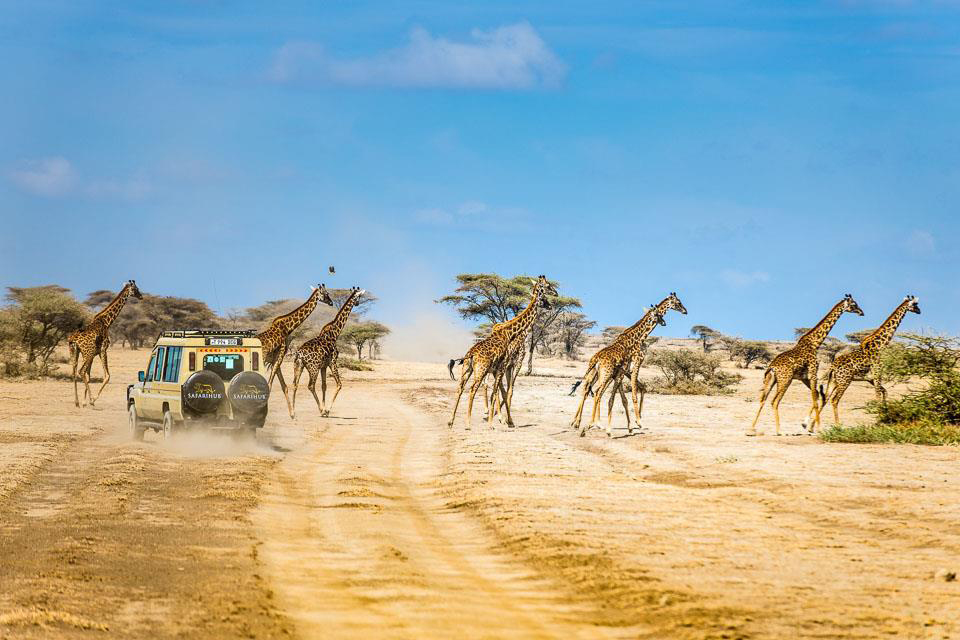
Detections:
337,356,373,371
647,349,742,396
867,370,960,426
820,421,960,446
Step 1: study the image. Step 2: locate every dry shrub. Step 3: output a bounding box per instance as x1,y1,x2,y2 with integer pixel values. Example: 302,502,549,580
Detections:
647,349,742,396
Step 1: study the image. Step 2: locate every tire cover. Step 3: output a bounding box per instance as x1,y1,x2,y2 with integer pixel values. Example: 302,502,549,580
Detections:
182,370,226,413
227,371,270,414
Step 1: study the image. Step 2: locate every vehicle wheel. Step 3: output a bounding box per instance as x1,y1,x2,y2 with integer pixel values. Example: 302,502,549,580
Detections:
162,411,177,440
129,404,145,441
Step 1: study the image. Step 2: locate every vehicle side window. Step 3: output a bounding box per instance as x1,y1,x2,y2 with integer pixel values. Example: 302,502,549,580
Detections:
153,347,166,382
162,347,182,382
145,352,158,382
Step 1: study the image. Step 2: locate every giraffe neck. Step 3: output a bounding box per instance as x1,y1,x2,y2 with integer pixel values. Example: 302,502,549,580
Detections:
798,300,846,348
320,291,360,342
274,289,320,336
617,296,670,347
621,311,661,353
500,286,543,343
862,301,911,353
93,286,132,330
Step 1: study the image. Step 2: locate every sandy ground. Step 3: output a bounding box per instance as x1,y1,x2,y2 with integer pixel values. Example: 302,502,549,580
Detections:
1,349,959,639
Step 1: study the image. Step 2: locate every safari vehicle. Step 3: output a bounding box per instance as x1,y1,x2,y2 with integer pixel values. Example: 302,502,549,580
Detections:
126,329,270,440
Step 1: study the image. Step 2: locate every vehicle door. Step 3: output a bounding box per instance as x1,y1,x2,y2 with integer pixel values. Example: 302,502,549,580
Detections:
142,346,166,420
154,345,183,418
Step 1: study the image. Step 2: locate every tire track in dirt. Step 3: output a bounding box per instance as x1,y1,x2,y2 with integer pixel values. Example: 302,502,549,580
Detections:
253,385,601,639
0,429,291,638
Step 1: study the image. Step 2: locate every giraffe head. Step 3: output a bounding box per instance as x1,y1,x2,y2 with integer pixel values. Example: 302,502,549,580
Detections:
127,280,143,300
840,293,864,316
663,291,687,315
904,295,921,315
314,284,335,307
532,275,558,296
650,305,667,327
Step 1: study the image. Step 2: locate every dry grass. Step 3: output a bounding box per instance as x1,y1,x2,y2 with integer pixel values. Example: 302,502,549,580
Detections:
0,608,109,631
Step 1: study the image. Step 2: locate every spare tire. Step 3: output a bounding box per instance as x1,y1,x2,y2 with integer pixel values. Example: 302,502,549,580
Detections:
182,370,226,414
227,371,270,415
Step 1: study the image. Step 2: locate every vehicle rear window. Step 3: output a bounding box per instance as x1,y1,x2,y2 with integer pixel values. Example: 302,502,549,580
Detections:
203,354,244,380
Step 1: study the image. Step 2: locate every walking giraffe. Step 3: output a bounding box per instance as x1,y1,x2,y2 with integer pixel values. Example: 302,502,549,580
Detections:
816,296,921,426
291,287,365,418
603,293,689,430
748,293,864,436
257,284,334,417
68,280,142,407
447,276,555,430
484,282,557,424
569,292,685,436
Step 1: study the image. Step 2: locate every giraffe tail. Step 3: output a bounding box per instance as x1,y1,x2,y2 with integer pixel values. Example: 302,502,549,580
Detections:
818,369,833,406
448,358,464,381
568,380,582,396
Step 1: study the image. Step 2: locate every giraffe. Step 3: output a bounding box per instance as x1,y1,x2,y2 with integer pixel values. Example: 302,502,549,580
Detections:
68,280,143,407
816,296,921,426
569,296,678,437
257,284,334,418
603,293,689,430
484,280,557,425
291,287,365,418
446,276,553,430
748,294,864,436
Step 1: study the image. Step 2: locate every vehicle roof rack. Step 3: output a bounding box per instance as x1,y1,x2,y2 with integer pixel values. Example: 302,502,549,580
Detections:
160,329,258,338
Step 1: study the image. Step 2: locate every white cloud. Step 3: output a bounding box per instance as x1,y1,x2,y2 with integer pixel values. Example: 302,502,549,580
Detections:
905,230,936,256
7,157,77,197
269,22,566,90
413,200,530,231
413,207,454,224
720,269,771,288
7,157,151,201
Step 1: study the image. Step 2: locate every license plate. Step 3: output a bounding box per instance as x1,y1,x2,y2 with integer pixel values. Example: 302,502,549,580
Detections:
208,338,239,346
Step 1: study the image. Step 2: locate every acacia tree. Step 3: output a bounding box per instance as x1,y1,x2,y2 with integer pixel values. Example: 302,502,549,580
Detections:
722,337,774,368
690,325,721,353
1,285,89,374
438,273,583,374
339,322,390,360
546,311,596,359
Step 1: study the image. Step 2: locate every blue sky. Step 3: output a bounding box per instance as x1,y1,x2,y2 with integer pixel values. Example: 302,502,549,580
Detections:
1,1,958,345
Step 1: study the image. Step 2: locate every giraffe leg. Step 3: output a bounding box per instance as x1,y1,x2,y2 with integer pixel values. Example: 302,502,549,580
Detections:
586,369,614,436
80,351,96,408
267,344,287,389
770,378,792,436
323,357,343,417
465,360,491,431
274,362,297,419
828,373,855,426
307,367,323,415
318,365,329,416
494,375,513,428
630,357,644,430
71,343,81,408
748,369,776,435
447,359,472,427
291,358,304,420
90,346,111,406
571,367,597,429
801,362,820,433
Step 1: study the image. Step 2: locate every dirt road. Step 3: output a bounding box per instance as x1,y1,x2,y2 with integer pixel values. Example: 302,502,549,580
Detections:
1,352,959,639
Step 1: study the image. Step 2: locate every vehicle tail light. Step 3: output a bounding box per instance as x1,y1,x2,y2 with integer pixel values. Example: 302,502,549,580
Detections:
188,352,196,371
252,352,259,371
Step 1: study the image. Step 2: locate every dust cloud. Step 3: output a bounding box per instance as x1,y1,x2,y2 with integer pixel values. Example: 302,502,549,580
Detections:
380,308,474,363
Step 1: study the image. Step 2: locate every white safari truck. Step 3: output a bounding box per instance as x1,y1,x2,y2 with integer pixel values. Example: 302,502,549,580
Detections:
126,329,270,440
